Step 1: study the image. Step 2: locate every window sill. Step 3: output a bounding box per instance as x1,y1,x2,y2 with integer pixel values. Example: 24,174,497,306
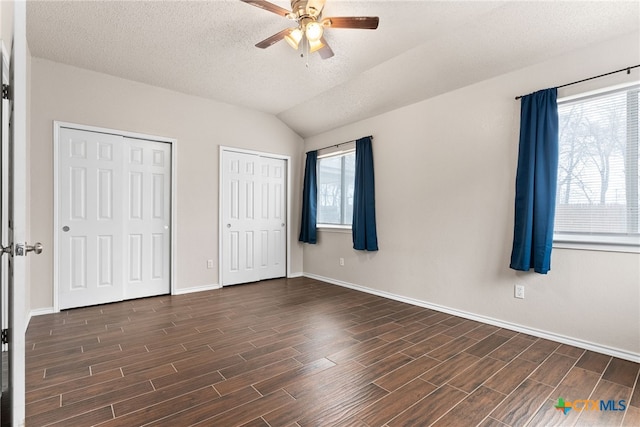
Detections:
553,234,640,253
317,224,351,234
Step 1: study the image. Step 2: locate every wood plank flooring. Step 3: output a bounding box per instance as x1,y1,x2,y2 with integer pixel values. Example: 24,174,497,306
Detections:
25,277,640,426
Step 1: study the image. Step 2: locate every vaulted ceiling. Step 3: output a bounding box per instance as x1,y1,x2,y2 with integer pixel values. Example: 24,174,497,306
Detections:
27,1,640,137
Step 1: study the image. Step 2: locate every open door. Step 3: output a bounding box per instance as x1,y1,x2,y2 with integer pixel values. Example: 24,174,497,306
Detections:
1,4,39,425
0,37,9,425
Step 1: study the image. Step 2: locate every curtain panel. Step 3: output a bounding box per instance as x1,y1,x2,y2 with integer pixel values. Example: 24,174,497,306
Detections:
352,136,379,251
299,150,318,244
510,88,559,274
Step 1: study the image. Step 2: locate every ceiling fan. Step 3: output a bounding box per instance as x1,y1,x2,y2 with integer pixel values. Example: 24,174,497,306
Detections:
240,0,379,59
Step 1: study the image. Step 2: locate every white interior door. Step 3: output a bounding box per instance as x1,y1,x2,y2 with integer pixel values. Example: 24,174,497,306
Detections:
57,128,171,310
123,138,171,300
257,156,286,280
221,150,286,286
7,3,29,424
222,151,260,285
0,36,12,425
58,128,125,309
1,38,9,357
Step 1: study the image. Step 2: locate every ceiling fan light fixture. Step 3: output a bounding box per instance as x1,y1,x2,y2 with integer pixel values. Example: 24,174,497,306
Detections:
308,38,325,53
284,27,303,50
242,0,379,60
305,21,324,42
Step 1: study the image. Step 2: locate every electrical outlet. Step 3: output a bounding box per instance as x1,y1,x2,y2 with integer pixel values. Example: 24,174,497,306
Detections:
207,259,214,269
339,257,344,266
514,284,525,299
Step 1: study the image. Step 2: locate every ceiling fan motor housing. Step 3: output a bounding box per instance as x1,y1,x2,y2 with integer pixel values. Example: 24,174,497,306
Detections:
290,0,325,20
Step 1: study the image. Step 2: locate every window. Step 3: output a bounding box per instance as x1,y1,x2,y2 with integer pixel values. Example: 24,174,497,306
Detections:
317,150,355,226
555,84,639,248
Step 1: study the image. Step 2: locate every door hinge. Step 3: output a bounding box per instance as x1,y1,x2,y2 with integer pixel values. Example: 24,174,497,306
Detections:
1,329,8,345
1,244,12,256
1,84,10,100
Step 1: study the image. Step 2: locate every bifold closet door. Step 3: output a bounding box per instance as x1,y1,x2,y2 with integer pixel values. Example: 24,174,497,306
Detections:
221,150,286,286
58,128,171,309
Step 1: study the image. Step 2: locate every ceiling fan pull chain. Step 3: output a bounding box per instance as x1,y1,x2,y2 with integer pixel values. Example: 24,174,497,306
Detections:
303,36,310,68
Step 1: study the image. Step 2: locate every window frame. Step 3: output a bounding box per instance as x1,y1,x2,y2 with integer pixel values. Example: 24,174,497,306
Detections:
316,147,356,230
553,82,640,253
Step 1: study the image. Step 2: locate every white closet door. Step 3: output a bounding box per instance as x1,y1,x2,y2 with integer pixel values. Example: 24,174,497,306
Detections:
257,156,286,280
58,129,171,310
222,151,261,285
123,138,171,299
58,128,124,309
221,151,287,286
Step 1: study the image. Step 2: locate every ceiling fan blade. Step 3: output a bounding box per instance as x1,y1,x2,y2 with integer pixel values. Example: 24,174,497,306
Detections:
255,28,292,49
240,0,291,18
318,37,334,59
322,16,379,30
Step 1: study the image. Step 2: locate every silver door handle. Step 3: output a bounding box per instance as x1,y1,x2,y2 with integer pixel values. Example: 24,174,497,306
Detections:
281,223,285,227
15,242,43,256
1,244,12,255
27,242,44,254
227,224,231,228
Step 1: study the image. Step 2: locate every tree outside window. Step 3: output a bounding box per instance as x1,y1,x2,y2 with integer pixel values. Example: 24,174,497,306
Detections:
555,85,639,239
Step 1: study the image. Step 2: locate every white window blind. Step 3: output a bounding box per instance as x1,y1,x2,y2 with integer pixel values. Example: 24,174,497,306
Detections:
317,145,355,226
555,84,639,247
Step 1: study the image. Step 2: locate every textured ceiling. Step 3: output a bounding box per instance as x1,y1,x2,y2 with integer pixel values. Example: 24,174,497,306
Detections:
27,0,640,137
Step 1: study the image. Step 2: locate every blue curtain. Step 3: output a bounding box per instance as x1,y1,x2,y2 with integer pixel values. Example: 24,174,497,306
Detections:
352,136,378,251
510,88,558,274
299,150,318,244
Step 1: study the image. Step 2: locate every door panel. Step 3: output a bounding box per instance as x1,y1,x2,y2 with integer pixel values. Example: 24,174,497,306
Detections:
97,235,113,286
222,150,286,286
123,138,171,300
222,151,260,285
258,156,286,280
58,128,124,309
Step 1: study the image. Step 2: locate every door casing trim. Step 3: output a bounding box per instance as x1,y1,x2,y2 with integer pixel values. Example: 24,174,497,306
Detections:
53,121,177,312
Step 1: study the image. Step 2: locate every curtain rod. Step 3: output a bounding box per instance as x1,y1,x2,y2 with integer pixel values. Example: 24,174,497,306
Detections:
314,135,374,153
514,65,640,100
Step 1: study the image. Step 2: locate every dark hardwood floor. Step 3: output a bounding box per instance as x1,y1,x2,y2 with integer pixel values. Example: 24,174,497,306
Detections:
25,277,640,426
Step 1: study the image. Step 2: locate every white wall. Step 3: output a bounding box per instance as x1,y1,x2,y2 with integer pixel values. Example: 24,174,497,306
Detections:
29,58,305,311
0,1,13,48
303,32,640,359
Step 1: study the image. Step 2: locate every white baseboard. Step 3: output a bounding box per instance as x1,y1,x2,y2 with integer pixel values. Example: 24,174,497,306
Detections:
25,283,223,329
303,273,640,363
27,307,55,331
173,283,221,295
288,272,304,278
27,285,223,325
29,307,54,318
